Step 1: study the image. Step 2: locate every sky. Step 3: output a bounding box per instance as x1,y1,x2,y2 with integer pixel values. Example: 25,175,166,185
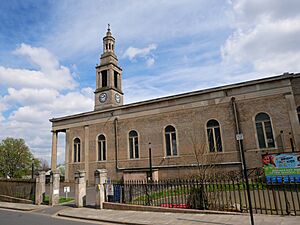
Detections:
1,0,300,164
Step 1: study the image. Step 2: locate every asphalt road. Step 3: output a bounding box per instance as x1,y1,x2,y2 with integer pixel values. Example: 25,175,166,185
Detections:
0,208,118,225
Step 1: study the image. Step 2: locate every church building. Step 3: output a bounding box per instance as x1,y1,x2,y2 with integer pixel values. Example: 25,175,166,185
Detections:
50,27,300,183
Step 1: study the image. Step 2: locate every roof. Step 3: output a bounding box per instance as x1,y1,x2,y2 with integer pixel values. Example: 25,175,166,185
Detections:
50,72,299,122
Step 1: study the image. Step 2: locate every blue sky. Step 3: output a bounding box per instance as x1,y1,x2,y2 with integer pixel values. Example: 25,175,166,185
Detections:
1,0,300,164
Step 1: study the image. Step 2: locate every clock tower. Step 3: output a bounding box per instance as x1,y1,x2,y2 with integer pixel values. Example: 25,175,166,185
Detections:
94,25,123,110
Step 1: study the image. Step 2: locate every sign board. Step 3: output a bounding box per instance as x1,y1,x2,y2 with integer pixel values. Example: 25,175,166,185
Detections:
262,152,300,183
236,133,244,141
106,184,114,195
53,189,59,195
64,186,70,193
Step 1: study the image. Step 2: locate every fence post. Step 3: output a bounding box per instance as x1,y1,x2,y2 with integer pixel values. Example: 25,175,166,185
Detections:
95,169,107,209
49,169,60,206
74,170,86,207
35,171,45,205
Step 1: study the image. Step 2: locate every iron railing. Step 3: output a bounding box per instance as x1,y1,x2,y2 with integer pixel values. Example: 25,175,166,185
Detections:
105,176,300,216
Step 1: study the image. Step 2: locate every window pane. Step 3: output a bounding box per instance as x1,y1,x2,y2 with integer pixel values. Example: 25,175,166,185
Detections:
165,133,171,156
165,125,175,132
135,138,139,158
129,138,134,159
74,144,77,162
255,113,270,122
214,127,223,152
207,120,219,128
256,122,266,148
129,130,138,137
264,121,275,148
114,71,118,88
171,132,177,155
207,128,215,152
78,144,80,162
297,106,300,123
103,141,106,160
98,142,101,161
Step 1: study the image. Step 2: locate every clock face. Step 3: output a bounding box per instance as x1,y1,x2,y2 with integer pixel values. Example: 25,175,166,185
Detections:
115,93,121,103
99,93,107,103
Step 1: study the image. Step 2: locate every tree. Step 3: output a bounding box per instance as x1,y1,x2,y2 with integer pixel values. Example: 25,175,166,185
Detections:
0,137,38,178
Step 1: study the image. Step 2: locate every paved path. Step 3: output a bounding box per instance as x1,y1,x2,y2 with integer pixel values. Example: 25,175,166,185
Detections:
58,207,300,225
0,201,299,225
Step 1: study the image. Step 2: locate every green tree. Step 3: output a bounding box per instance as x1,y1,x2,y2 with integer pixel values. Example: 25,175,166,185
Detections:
0,137,39,178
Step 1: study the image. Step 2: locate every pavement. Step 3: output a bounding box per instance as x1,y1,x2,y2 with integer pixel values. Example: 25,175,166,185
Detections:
0,201,299,225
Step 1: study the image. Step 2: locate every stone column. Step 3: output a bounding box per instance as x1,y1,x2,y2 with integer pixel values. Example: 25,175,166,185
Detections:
35,171,45,205
285,94,300,150
84,126,89,184
65,129,70,182
95,169,107,209
74,170,86,207
51,131,58,171
49,169,60,206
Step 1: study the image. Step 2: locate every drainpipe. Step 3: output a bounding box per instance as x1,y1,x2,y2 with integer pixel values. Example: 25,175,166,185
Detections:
231,97,254,225
114,117,120,171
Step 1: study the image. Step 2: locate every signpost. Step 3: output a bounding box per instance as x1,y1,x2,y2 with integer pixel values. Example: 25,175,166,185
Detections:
64,186,70,199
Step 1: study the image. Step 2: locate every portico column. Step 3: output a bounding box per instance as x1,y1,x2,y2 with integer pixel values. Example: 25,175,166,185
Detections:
65,129,70,182
285,94,300,150
51,131,58,171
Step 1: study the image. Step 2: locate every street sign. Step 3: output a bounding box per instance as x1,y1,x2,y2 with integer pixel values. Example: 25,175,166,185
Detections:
107,184,114,195
236,133,244,140
64,186,70,199
64,186,70,193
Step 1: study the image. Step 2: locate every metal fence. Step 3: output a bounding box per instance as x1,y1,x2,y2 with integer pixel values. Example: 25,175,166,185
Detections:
0,178,35,202
106,176,300,216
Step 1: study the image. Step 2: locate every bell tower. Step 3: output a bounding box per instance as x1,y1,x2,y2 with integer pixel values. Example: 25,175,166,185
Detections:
94,25,123,110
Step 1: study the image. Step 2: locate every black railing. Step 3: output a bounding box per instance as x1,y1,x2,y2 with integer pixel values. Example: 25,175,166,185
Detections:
0,178,35,202
105,176,300,216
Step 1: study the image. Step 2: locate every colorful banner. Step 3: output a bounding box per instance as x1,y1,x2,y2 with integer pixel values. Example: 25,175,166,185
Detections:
262,152,300,183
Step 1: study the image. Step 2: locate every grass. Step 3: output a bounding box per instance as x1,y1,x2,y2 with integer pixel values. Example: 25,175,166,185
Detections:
43,195,74,204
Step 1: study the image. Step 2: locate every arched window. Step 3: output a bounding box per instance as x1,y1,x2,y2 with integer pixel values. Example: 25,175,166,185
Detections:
255,113,275,149
165,125,177,156
98,134,106,161
297,106,300,123
206,120,223,152
74,138,81,162
129,130,139,159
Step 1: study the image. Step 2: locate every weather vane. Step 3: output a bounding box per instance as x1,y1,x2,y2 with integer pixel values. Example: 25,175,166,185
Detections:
108,23,110,31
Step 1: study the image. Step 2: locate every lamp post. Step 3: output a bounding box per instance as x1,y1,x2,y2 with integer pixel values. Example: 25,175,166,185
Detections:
31,158,35,179
148,142,153,181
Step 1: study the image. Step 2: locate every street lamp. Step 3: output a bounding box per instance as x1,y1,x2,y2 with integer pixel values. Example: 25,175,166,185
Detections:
148,142,153,181
31,158,35,179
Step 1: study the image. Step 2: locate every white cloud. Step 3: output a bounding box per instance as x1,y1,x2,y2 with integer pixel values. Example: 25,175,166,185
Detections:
0,44,77,90
146,58,155,67
123,44,157,60
222,0,300,74
0,44,94,164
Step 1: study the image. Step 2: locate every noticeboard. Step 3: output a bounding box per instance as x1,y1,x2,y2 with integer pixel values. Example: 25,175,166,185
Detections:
262,152,300,183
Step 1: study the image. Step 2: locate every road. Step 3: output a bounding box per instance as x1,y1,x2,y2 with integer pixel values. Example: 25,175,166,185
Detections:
0,208,119,225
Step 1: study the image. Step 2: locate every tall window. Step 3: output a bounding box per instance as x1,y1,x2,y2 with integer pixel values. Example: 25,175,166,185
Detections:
129,130,139,159
98,134,106,161
255,113,275,149
114,71,118,88
74,138,81,162
165,125,177,156
206,120,223,152
101,70,107,87
297,106,300,123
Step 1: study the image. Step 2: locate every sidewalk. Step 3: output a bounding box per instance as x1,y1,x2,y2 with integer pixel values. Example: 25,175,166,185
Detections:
0,201,299,225
0,202,45,211
58,207,299,225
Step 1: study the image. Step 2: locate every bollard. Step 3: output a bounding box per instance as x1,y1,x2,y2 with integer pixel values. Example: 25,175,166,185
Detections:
95,169,107,209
